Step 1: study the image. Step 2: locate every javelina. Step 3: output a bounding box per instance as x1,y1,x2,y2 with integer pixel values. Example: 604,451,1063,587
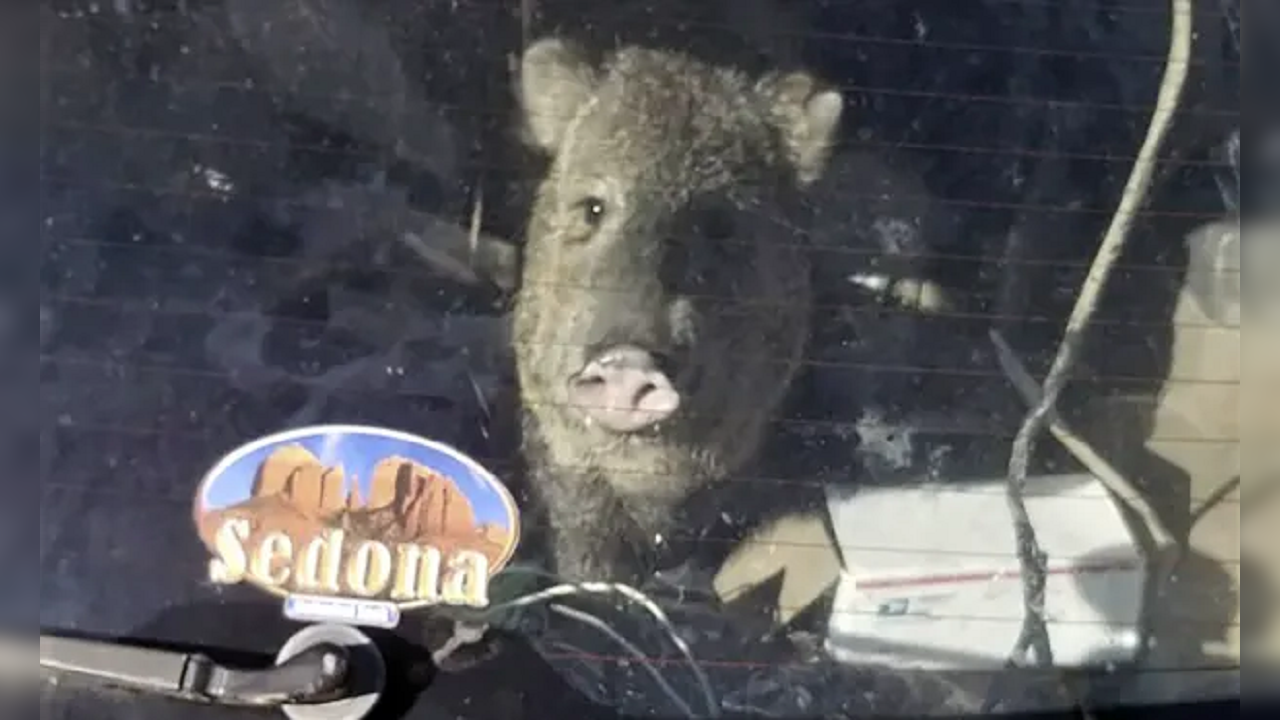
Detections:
512,36,843,584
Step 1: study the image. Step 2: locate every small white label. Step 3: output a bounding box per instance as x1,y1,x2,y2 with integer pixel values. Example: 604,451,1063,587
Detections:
283,594,401,629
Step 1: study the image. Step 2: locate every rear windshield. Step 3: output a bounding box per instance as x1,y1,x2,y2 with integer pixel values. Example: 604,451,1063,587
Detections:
37,0,1246,717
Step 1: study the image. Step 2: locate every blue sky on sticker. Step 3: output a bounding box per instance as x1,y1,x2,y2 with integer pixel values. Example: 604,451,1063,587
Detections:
199,429,514,529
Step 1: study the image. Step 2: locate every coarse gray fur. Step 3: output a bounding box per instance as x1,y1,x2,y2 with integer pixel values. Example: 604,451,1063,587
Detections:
512,33,843,584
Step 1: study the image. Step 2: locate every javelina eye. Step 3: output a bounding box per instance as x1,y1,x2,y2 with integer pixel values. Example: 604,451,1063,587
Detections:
579,197,607,228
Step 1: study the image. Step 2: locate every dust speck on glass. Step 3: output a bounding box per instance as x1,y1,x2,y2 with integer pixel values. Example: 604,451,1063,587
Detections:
33,0,1246,718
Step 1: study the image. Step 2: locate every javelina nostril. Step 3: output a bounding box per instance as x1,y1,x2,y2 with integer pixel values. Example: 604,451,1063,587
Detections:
632,379,659,401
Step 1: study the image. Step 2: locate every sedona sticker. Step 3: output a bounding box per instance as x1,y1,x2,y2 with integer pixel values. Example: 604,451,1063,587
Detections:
192,425,520,628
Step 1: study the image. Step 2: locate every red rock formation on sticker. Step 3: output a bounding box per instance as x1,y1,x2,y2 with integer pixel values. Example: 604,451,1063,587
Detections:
367,456,479,538
250,444,347,514
345,482,363,510
478,522,512,547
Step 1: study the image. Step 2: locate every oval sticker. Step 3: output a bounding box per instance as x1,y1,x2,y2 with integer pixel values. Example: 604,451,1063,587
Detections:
192,425,520,628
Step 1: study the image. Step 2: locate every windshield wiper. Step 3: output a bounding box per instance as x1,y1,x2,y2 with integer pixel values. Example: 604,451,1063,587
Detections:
35,623,385,718
39,634,346,705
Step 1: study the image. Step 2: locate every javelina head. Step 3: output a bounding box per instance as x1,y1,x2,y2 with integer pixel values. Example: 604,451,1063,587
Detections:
513,38,842,483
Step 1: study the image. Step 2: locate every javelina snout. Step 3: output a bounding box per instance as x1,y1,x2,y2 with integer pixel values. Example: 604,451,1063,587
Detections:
512,37,843,582
568,344,682,433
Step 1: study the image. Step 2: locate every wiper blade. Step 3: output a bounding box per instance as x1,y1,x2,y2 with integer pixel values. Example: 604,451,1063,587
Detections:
39,634,348,706
35,623,385,718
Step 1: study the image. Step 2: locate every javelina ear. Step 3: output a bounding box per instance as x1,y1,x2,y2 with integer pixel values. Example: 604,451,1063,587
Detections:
758,71,844,187
518,38,599,153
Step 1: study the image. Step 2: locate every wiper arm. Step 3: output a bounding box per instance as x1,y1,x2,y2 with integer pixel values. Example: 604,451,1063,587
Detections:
40,634,347,706
36,623,385,719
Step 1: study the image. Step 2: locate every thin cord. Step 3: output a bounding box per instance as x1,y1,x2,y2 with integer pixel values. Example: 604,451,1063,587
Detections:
986,0,1193,708
481,572,719,717
548,602,704,718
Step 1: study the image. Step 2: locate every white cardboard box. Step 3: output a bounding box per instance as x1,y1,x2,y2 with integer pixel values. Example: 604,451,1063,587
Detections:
823,473,1147,670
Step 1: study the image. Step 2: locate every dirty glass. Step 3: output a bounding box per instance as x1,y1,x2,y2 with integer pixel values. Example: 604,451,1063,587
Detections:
35,0,1243,717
